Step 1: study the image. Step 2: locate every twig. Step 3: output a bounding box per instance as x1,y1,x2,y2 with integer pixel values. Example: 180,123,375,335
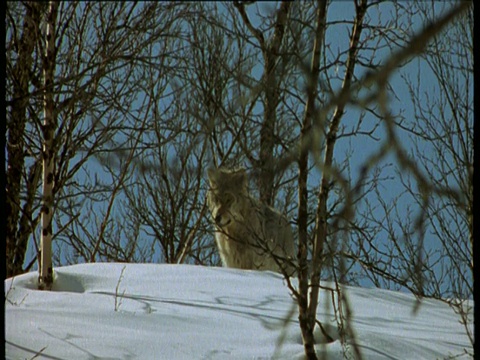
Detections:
114,265,127,312
29,346,48,360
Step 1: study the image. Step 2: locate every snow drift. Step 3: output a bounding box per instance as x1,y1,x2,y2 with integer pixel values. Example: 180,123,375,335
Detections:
5,263,473,359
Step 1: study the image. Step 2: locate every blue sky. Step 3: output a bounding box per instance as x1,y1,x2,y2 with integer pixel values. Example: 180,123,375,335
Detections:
21,2,471,298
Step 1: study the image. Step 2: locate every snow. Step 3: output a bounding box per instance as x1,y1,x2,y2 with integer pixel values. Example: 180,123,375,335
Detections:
5,263,473,359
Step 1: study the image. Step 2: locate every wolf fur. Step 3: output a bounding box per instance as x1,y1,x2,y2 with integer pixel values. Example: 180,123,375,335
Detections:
207,168,295,274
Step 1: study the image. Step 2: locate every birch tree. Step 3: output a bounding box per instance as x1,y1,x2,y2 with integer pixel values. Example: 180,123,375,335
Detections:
6,2,188,278
38,0,59,290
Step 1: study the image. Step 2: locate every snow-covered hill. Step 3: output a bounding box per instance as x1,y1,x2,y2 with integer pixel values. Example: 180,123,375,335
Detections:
5,263,473,359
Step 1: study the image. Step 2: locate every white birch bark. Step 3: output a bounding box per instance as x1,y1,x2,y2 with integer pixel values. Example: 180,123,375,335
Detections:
39,1,58,290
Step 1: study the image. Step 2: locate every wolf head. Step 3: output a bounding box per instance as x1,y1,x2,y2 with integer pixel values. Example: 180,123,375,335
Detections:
207,168,248,228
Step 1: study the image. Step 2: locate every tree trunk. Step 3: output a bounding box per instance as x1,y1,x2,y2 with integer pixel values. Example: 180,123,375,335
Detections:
233,1,291,206
38,0,58,290
307,0,367,344
6,2,43,278
296,1,327,358
258,1,291,206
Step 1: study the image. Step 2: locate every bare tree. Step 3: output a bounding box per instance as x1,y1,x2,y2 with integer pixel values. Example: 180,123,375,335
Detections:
233,1,292,206
394,1,473,348
38,0,59,290
6,2,189,277
177,2,471,358
122,115,213,265
296,1,328,356
6,1,44,278
5,1,472,357
233,1,470,359
406,0,473,293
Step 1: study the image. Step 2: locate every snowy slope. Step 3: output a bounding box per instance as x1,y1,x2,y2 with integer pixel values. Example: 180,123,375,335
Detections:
5,263,473,359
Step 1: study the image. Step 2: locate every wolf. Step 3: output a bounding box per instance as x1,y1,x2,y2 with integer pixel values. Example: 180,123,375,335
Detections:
206,167,295,275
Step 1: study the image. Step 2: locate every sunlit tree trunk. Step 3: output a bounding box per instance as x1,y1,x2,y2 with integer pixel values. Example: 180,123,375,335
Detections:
38,0,58,290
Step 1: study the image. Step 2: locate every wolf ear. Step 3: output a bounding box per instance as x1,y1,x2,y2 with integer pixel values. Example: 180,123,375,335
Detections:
231,168,248,191
207,168,218,186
